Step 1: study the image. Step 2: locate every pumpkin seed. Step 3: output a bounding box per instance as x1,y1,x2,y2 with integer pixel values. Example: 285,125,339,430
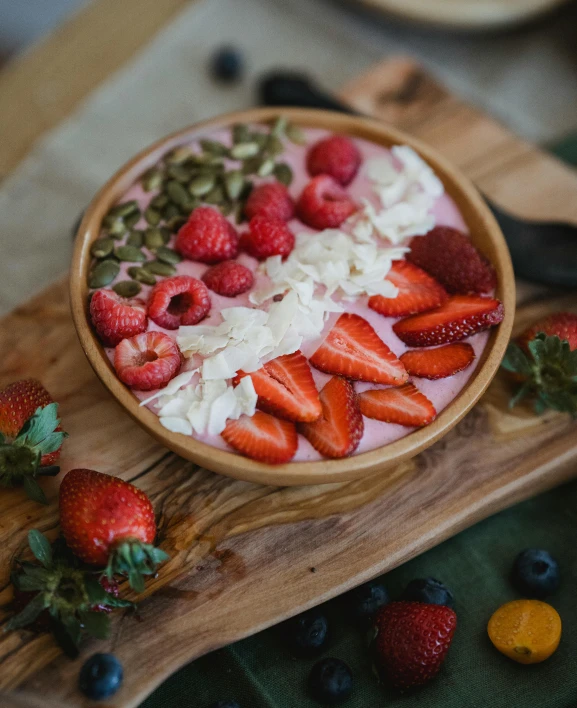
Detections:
155,246,182,265
142,168,164,192
108,200,139,219
204,185,225,205
89,259,120,288
219,201,233,217
200,139,229,156
103,215,128,237
189,173,216,197
113,280,142,297
115,245,147,262
128,267,156,286
166,146,193,164
286,122,307,145
124,210,141,229
223,170,244,200
165,215,187,232
126,230,144,248
167,164,193,183
234,202,246,224
143,260,177,277
90,238,114,259
144,227,166,251
271,116,288,138
166,180,192,207
242,157,261,175
232,123,250,144
162,203,182,222
150,193,169,209
274,162,293,186
257,158,275,178
144,207,162,226
230,142,260,160
266,134,284,157
251,132,269,149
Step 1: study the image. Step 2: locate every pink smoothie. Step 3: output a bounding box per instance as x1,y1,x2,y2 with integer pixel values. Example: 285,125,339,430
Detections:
98,126,491,463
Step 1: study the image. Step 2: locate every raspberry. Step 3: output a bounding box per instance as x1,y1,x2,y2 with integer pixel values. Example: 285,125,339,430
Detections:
297,175,357,230
175,206,238,264
114,331,181,391
240,216,295,260
407,226,497,294
244,182,295,221
147,275,211,330
89,289,147,347
307,134,362,186
202,261,254,297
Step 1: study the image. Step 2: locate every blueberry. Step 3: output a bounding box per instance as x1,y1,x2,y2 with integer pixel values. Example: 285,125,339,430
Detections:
285,609,328,655
210,46,244,83
401,577,455,609
308,658,353,705
348,580,389,622
512,549,560,598
78,653,123,700
207,701,240,708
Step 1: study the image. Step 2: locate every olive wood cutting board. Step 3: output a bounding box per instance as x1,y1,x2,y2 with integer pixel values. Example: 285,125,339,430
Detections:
1,57,577,708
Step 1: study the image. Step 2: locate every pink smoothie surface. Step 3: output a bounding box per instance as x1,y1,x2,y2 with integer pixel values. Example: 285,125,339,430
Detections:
99,126,491,463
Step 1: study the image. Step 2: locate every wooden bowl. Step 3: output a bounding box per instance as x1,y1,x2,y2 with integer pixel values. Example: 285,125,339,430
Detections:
70,107,515,486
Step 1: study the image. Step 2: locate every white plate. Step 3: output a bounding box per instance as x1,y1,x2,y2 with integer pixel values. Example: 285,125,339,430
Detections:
353,0,571,29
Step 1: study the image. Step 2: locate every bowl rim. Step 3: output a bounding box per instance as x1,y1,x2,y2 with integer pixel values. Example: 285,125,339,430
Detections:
70,107,515,486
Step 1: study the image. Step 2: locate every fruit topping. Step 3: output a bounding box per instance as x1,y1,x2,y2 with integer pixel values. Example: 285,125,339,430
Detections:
240,215,295,260
401,578,455,609
310,313,408,385
511,549,560,599
175,206,238,263
235,351,321,422
209,46,244,83
297,175,357,230
400,342,475,379
244,182,295,221
202,260,254,297
298,376,363,459
147,275,211,329
368,261,448,318
221,410,298,464
285,609,329,656
393,295,504,347
79,653,124,700
114,331,181,391
90,289,147,347
348,580,390,624
308,658,353,705
306,134,362,186
358,383,436,427
374,601,457,688
407,226,497,294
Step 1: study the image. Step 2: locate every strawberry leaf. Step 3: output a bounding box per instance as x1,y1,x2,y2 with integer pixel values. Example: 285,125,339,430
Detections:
35,431,66,456
80,611,111,640
5,592,48,630
501,343,532,376
23,477,48,505
16,404,59,446
28,530,52,568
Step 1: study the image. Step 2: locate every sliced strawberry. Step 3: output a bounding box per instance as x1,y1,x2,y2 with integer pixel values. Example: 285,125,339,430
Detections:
310,313,408,385
235,351,321,422
358,383,436,427
368,261,448,318
221,411,297,464
400,343,475,380
393,295,504,347
298,377,363,459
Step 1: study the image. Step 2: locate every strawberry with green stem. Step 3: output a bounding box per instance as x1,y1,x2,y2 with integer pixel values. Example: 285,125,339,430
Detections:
7,530,133,657
59,468,169,592
0,379,67,504
502,312,577,415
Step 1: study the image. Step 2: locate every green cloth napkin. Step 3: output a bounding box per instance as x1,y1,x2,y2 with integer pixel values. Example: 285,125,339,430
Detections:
142,138,577,708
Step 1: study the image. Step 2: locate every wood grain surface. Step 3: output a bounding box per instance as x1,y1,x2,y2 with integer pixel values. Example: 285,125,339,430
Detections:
1,58,577,708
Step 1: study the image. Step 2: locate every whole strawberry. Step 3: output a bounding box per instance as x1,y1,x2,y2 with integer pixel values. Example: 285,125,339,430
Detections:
502,312,577,415
59,468,169,592
373,601,457,689
0,379,67,504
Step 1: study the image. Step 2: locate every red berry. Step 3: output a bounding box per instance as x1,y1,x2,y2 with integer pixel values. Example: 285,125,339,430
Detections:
358,383,437,427
517,312,577,352
297,175,357,230
222,410,298,464
90,289,147,347
368,261,448,318
147,275,211,329
374,601,457,689
175,206,238,264
306,134,361,186
407,226,497,294
240,216,295,260
400,343,475,380
202,261,254,297
114,331,181,391
244,182,295,221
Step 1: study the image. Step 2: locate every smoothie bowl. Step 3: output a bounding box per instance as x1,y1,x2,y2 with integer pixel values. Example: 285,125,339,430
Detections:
70,108,514,485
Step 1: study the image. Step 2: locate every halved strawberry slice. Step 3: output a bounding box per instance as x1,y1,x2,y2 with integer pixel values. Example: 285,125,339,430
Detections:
310,313,408,385
221,411,297,464
235,351,321,422
358,383,436,427
298,377,363,459
400,343,475,380
393,295,504,347
369,261,448,318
